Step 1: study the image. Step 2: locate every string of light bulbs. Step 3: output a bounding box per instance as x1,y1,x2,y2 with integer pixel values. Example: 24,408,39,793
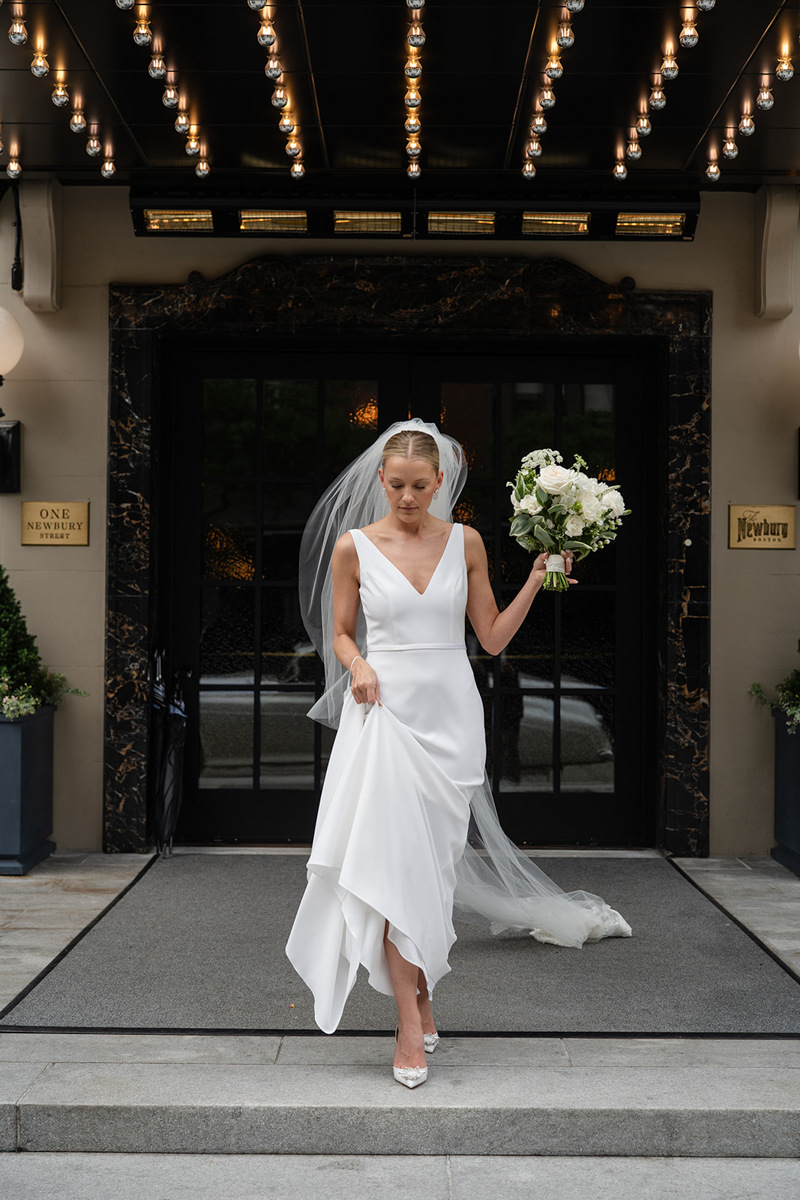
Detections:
247,1,304,179
404,0,425,179
123,3,210,177
522,0,585,180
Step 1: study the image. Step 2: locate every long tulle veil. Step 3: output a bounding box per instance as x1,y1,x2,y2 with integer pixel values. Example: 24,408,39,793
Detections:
298,418,631,947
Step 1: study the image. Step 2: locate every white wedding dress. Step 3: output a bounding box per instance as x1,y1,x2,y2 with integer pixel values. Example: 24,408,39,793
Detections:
286,523,630,1035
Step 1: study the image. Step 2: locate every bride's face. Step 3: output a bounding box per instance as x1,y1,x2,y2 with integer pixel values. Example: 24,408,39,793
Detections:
379,456,444,521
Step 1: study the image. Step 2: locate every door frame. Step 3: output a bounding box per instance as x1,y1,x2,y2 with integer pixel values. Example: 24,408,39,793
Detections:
105,256,710,856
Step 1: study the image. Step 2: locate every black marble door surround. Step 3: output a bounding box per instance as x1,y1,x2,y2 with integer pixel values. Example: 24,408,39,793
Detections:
106,256,710,855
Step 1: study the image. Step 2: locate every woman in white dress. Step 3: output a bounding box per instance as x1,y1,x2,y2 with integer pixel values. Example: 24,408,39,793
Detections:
286,420,630,1088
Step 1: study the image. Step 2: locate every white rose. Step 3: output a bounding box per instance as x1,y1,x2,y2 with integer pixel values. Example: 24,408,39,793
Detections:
602,489,625,517
564,513,585,537
537,464,574,495
519,493,543,516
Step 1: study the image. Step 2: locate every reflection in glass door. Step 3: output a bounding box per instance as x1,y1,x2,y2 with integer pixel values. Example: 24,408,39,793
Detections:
162,347,654,847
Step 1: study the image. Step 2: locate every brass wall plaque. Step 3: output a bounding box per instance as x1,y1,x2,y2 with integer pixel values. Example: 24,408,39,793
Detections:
21,502,90,546
728,504,796,549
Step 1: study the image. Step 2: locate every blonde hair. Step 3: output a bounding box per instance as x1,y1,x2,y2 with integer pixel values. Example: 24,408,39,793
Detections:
381,429,439,474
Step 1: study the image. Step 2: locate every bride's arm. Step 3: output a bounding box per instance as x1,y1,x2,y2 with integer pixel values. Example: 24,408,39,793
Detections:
331,534,381,706
464,526,574,656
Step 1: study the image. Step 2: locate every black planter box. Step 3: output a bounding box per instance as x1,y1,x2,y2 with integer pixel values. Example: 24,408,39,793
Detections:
0,705,56,875
771,710,800,879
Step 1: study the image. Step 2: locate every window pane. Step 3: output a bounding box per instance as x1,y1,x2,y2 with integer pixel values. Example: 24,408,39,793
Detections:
501,382,556,483
263,380,318,478
200,586,255,683
199,690,253,789
441,383,495,479
324,381,379,477
261,588,314,683
260,691,316,789
501,692,554,793
504,601,555,683
262,486,316,583
203,380,258,476
561,383,615,480
560,591,615,689
560,693,614,792
202,482,256,582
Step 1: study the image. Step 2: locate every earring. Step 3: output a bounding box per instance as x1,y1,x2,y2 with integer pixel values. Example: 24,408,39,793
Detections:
433,488,439,498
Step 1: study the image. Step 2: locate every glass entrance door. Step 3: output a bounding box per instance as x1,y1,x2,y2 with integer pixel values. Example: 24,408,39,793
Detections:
160,345,655,846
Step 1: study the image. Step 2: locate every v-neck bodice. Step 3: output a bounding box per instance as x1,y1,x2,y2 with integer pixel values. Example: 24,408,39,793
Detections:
349,524,467,651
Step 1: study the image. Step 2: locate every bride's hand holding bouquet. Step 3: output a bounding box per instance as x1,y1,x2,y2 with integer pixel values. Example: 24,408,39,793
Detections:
508,448,630,592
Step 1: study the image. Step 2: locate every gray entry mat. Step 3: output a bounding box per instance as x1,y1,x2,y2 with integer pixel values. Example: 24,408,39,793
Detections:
3,854,800,1033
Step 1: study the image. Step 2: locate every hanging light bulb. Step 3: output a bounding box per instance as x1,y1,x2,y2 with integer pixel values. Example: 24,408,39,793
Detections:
405,112,421,135
174,110,190,133
530,112,547,135
636,115,652,137
525,137,542,158
406,161,421,179
8,18,27,46
626,136,641,160
247,0,268,9
285,136,302,158
540,85,556,110
776,56,794,82
86,135,101,156
148,53,166,80
115,0,135,8
162,84,179,108
257,19,276,47
404,55,422,79
545,53,563,80
265,56,282,80
51,81,69,107
133,18,151,47
271,86,288,108
679,19,698,49
661,52,678,81
696,0,715,9
278,111,296,134
69,110,86,134
649,85,666,110
406,136,421,158
756,85,774,111
290,159,305,179
6,159,21,179
407,21,425,48
522,160,536,179
565,0,584,10
706,160,720,181
404,85,421,108
407,0,425,8
556,20,574,49
31,50,49,77
739,113,755,136
613,160,628,181
100,158,116,179
185,134,200,156
722,137,738,159
195,159,210,178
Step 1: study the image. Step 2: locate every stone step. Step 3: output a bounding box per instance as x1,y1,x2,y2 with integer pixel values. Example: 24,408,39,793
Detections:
2,1035,800,1157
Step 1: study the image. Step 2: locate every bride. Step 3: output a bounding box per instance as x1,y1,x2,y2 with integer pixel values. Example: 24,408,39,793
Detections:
286,419,630,1089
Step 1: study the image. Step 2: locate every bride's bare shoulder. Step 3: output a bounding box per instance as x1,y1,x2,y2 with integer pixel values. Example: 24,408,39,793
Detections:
462,524,488,561
333,532,359,562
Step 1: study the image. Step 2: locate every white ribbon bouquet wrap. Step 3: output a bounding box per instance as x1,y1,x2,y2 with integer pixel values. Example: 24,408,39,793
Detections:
508,448,630,591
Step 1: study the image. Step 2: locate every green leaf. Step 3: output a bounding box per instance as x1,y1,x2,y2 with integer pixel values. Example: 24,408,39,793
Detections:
562,540,593,553
536,486,547,506
533,524,554,548
510,515,533,537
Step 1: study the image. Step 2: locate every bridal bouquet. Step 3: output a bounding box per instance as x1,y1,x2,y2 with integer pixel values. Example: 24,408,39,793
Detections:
508,448,630,591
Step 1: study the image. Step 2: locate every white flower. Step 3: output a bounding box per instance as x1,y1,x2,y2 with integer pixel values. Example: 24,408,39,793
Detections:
522,448,562,471
602,489,625,517
519,493,543,516
564,513,585,537
538,464,574,495
578,492,604,523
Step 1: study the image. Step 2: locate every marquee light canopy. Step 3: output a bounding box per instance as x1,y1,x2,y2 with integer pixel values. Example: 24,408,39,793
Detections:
0,2,797,200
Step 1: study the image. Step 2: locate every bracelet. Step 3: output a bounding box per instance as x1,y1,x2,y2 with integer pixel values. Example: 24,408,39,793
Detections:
349,654,364,673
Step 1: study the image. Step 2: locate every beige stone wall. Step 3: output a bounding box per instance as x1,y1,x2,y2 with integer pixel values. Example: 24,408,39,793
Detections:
0,186,797,853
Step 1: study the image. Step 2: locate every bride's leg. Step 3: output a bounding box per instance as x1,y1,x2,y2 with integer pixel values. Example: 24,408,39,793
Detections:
416,967,437,1035
383,923,426,1069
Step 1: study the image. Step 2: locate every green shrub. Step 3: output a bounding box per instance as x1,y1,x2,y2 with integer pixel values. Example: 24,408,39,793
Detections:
0,564,85,718
750,640,800,733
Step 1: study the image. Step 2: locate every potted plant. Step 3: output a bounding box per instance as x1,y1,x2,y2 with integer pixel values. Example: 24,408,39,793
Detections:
750,642,800,877
0,564,84,875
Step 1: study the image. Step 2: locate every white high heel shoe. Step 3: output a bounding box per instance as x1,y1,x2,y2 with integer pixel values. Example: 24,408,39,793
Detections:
393,1028,428,1089
423,1032,440,1054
